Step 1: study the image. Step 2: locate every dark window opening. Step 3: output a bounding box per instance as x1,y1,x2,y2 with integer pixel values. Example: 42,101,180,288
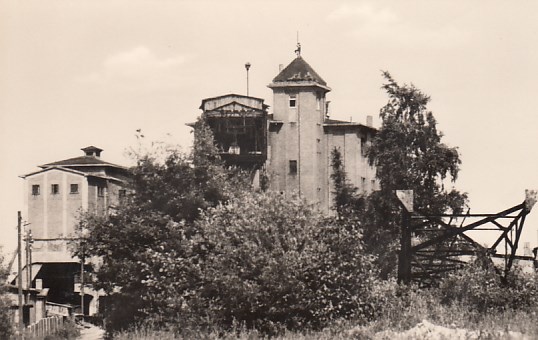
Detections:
289,160,298,175
70,184,79,194
51,184,59,195
119,189,126,199
361,137,367,156
289,95,296,108
32,185,40,196
97,187,105,197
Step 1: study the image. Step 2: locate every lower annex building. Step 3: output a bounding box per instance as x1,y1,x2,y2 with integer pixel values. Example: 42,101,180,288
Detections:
16,146,129,320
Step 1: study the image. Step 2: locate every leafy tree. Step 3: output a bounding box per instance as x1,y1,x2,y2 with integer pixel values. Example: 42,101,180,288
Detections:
74,118,249,332
362,72,467,277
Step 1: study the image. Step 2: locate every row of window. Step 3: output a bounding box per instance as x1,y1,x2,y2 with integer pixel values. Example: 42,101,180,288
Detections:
31,184,116,197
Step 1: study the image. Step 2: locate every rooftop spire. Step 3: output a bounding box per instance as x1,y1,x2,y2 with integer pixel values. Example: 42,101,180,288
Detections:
295,31,301,57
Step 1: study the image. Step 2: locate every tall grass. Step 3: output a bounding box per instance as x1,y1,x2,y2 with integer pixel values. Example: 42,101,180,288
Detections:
113,282,538,340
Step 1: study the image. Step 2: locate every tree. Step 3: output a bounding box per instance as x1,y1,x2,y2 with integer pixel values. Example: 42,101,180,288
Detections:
362,72,467,277
74,118,249,332
330,147,365,218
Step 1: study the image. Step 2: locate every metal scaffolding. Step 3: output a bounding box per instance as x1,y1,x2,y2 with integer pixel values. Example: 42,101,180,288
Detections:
396,190,537,287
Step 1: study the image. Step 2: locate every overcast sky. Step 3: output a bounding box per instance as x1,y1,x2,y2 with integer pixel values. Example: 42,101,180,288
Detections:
1,1,537,258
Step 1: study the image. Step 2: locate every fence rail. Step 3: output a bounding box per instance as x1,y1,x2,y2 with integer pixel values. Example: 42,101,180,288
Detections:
26,315,64,338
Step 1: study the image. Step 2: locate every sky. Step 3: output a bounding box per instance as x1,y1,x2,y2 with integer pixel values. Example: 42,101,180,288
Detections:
1,0,537,259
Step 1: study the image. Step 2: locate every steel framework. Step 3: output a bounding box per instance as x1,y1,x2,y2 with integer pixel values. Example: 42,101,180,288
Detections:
396,190,537,287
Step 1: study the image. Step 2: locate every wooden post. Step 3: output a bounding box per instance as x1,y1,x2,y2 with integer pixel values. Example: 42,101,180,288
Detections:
398,209,412,284
80,246,84,318
396,190,414,285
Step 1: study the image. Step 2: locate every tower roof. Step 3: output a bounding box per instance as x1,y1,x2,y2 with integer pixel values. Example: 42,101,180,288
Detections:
272,56,327,86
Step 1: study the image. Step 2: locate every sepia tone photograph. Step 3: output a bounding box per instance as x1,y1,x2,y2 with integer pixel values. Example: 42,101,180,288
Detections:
1,1,537,339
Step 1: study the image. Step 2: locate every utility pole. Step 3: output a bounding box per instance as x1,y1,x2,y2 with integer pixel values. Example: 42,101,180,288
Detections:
17,211,24,336
24,229,33,302
80,238,85,319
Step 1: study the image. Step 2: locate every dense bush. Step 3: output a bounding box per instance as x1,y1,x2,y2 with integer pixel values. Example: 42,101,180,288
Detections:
439,260,538,313
140,191,378,334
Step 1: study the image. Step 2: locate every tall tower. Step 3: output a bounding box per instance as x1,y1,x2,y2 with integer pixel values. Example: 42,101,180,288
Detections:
267,49,331,206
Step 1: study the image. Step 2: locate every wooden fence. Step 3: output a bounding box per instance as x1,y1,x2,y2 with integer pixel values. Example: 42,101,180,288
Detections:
26,315,64,338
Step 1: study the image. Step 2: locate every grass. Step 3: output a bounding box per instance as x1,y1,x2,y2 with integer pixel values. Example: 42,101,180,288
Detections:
113,304,538,339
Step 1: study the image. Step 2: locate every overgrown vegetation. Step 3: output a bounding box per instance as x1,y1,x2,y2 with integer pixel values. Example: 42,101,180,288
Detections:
74,75,538,339
0,250,13,339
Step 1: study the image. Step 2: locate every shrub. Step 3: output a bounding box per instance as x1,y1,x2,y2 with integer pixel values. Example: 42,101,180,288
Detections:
439,259,538,313
197,191,377,333
0,251,13,339
139,191,378,334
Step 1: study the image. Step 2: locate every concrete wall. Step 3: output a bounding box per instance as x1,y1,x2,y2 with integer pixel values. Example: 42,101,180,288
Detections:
326,127,378,212
26,168,126,262
268,86,327,209
26,170,85,257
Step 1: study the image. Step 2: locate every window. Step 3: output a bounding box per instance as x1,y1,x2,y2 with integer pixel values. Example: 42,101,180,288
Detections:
70,184,79,194
97,187,105,197
316,95,321,110
32,185,40,196
289,160,298,175
119,189,126,199
51,184,59,195
360,137,367,156
289,94,296,108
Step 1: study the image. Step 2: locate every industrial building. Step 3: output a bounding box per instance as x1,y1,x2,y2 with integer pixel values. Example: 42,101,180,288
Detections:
16,146,129,318
198,49,378,212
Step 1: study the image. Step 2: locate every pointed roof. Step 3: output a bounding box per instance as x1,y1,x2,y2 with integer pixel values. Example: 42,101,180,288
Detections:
38,146,126,170
272,56,327,86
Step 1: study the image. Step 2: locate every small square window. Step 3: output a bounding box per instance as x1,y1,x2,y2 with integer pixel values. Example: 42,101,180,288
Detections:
70,184,79,194
289,160,298,175
51,184,59,195
97,187,105,197
32,185,40,196
289,94,296,108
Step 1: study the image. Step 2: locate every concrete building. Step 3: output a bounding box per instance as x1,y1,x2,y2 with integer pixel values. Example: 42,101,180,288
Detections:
18,146,129,316
198,50,378,212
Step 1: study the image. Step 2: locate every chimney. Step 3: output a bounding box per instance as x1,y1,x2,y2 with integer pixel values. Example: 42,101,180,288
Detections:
81,146,103,158
366,115,373,127
279,64,284,72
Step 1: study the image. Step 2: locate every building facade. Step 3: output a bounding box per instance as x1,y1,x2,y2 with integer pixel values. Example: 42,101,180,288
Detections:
20,146,129,316
198,52,378,212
